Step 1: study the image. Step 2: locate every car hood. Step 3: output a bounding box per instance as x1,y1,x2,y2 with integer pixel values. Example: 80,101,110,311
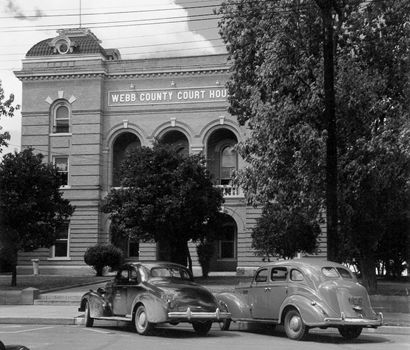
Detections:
150,279,218,312
318,279,375,318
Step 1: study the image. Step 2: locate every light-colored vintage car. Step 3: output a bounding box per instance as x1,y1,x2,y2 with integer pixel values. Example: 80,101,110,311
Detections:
216,259,383,340
78,262,230,336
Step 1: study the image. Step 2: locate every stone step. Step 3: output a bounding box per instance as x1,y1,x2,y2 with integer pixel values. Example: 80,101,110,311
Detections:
34,294,81,305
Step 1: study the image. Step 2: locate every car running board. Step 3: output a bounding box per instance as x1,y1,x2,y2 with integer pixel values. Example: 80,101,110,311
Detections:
94,316,132,322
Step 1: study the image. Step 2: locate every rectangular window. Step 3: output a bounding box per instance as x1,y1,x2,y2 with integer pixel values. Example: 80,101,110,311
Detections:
52,223,69,258
54,157,69,187
219,228,235,259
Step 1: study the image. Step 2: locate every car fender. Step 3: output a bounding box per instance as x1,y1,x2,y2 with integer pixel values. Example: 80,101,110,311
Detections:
131,293,168,323
279,294,328,326
79,291,112,318
215,292,251,320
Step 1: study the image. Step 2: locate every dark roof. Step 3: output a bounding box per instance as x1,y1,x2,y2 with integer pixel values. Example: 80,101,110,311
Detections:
26,29,110,58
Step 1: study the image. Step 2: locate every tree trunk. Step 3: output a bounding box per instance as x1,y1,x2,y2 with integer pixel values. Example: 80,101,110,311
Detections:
360,256,378,295
11,249,17,287
186,243,192,273
170,241,188,267
321,2,339,263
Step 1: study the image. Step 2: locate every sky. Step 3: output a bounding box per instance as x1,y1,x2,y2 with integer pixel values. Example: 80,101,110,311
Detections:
0,0,226,156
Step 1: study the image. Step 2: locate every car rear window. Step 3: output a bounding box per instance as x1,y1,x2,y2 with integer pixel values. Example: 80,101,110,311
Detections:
322,266,353,279
150,267,192,281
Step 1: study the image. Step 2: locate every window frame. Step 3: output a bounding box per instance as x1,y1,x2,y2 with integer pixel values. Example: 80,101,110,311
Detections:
53,156,69,188
50,222,70,259
51,101,71,134
217,222,237,260
219,144,237,185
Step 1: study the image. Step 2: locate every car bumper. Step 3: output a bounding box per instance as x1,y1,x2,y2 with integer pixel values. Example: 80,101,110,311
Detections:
168,307,230,321
323,312,383,328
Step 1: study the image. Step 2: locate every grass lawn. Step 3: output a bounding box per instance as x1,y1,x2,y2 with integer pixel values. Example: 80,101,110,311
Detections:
0,273,408,295
0,275,110,291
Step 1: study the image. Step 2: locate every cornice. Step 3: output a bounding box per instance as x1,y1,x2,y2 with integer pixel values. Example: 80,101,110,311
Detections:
14,67,230,81
15,72,106,81
106,67,230,79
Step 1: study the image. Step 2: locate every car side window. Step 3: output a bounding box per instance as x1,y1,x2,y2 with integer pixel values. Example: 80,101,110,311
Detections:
129,268,140,284
116,269,129,284
270,267,288,281
290,269,304,282
337,267,353,279
254,268,268,283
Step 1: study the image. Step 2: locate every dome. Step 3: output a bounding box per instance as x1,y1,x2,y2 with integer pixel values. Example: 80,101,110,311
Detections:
26,28,114,59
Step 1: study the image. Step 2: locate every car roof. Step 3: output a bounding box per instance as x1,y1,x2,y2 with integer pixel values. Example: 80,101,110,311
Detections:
125,261,189,270
259,258,347,270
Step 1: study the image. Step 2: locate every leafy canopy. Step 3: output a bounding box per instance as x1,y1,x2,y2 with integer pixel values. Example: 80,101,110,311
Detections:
0,79,19,152
218,0,410,279
0,148,74,250
102,142,224,264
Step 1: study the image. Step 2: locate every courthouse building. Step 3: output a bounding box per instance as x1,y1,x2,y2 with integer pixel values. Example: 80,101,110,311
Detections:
14,28,326,275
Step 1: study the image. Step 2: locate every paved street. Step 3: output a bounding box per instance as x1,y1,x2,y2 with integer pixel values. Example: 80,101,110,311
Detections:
0,323,408,350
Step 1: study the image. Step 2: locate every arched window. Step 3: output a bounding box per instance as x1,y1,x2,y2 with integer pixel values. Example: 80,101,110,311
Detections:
220,145,237,185
53,103,70,133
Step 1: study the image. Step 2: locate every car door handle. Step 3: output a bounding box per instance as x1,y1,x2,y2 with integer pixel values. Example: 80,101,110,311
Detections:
264,287,271,292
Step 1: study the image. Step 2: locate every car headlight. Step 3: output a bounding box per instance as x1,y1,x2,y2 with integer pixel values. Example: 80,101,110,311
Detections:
161,293,176,308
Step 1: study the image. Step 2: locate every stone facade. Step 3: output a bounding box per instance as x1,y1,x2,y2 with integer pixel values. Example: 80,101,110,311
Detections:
14,28,327,276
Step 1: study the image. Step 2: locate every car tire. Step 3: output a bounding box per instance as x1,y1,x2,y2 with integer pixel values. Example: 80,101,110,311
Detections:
84,300,94,327
219,318,231,331
134,305,153,335
284,309,308,341
192,321,212,336
338,326,362,339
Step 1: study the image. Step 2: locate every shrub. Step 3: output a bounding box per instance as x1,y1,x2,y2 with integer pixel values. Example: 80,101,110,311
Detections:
84,244,124,276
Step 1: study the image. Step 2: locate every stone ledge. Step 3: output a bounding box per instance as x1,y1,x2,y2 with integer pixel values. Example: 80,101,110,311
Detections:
0,288,39,305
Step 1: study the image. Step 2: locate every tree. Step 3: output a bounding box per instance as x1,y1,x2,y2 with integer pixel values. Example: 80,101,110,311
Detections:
0,149,74,286
252,203,321,260
84,244,124,276
0,79,19,152
217,0,327,258
218,0,409,292
102,142,224,268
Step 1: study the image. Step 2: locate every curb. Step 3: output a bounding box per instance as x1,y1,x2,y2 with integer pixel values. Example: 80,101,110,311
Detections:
39,279,111,294
0,316,408,335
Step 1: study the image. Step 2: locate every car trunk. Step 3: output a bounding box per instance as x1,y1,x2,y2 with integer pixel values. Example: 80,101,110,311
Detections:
152,280,217,312
318,279,375,319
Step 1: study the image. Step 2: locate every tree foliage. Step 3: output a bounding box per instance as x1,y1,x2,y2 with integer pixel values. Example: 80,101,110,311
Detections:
218,0,409,291
0,79,19,152
102,142,224,267
252,203,321,260
0,148,74,285
84,244,124,276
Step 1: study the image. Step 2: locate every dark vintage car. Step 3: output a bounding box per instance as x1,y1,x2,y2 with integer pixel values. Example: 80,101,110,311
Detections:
78,261,230,335
216,259,383,340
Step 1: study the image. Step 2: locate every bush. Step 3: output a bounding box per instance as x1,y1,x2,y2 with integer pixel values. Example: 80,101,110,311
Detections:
84,244,124,276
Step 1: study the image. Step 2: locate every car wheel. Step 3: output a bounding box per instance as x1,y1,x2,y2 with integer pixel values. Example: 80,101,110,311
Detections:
84,301,94,327
134,305,153,335
284,309,308,341
338,326,362,339
192,321,212,336
219,318,231,331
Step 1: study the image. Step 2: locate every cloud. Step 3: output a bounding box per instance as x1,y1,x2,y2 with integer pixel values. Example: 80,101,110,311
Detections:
4,0,43,21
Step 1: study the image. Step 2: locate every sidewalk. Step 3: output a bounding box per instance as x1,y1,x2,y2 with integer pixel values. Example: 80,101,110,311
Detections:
0,282,409,335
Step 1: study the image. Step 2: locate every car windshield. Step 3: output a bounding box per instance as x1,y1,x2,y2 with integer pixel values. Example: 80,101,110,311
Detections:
322,266,353,279
150,267,193,281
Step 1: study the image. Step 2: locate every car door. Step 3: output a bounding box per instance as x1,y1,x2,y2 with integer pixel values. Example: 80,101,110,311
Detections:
249,268,272,319
125,266,144,315
268,266,289,320
112,267,130,316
